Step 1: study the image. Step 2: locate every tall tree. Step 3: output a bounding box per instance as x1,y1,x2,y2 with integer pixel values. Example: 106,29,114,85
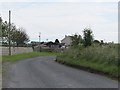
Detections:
83,28,93,47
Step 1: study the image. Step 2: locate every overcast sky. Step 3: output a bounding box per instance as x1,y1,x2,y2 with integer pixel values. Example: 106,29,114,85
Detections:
1,0,118,43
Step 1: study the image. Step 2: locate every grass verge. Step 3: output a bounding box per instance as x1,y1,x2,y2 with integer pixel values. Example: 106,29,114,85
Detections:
56,45,119,79
2,52,58,63
56,58,118,79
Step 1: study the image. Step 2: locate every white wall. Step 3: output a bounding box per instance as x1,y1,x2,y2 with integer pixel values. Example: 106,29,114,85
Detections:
1,46,33,56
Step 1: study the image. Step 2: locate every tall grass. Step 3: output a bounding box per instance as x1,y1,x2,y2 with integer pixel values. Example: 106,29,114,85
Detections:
57,44,119,78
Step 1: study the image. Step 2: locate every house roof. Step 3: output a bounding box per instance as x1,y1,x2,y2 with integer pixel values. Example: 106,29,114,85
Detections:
61,35,71,42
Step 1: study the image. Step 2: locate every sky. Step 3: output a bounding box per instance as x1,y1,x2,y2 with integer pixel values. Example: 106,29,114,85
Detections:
0,0,118,43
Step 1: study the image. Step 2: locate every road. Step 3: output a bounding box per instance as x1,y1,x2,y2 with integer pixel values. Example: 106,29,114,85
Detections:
3,56,118,88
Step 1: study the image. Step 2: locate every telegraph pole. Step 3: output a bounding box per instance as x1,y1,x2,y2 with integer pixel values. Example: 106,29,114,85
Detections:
8,10,11,55
39,32,41,52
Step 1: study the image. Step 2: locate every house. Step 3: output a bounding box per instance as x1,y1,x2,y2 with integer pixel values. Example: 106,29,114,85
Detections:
61,35,72,47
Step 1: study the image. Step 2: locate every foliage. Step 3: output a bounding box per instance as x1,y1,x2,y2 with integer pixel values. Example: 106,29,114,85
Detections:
83,28,93,47
1,21,9,43
57,44,119,78
1,21,29,46
11,28,29,46
55,39,60,44
100,40,104,45
71,34,82,47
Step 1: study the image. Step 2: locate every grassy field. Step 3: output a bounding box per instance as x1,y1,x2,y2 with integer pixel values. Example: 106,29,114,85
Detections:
56,44,119,78
2,52,58,63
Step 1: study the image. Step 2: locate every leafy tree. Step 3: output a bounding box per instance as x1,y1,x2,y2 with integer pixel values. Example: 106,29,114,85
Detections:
11,28,29,47
1,21,17,44
1,21,9,44
83,28,93,47
0,17,2,38
55,39,60,44
71,33,82,47
100,40,104,45
1,20,29,46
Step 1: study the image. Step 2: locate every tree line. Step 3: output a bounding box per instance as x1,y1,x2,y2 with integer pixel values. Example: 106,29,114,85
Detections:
0,18,29,47
71,28,103,47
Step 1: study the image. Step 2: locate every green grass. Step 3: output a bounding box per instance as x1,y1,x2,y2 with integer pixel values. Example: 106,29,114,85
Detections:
57,44,119,78
3,52,58,63
57,57,118,77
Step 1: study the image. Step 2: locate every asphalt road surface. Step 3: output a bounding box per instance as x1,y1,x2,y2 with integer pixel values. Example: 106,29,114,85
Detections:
3,56,118,88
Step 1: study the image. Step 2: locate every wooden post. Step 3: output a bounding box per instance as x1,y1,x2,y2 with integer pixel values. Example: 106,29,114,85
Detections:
8,10,11,55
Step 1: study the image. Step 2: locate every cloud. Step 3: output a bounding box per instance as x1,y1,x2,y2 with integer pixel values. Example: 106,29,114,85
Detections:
1,2,118,42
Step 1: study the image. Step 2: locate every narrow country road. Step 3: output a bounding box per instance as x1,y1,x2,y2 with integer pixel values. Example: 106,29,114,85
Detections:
3,56,118,88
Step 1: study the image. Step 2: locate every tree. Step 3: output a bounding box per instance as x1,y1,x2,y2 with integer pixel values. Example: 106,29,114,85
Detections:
55,39,60,44
83,28,93,47
1,21,18,45
1,21,9,44
71,33,82,47
0,17,2,38
11,28,29,47
100,40,104,45
1,20,29,47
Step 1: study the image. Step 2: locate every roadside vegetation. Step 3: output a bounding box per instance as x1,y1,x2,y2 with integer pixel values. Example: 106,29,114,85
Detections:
1,17,29,47
3,52,58,63
56,28,119,79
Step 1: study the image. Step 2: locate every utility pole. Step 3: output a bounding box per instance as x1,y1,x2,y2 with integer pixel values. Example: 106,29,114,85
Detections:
8,10,11,55
39,32,41,52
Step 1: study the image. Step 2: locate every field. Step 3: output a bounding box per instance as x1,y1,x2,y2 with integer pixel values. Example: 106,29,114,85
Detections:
56,44,119,78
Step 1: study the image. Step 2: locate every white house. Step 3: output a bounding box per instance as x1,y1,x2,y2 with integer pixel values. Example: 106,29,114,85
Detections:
61,35,72,47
